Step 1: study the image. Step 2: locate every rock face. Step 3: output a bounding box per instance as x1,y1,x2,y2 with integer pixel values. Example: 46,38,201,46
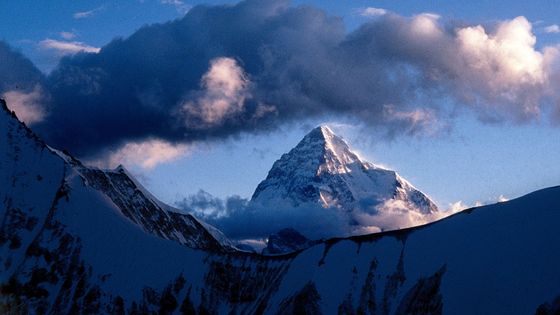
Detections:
2,99,560,314
251,126,438,233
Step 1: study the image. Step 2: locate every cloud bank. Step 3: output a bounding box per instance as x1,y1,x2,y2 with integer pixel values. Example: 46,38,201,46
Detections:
176,190,454,240
1,0,560,166
176,191,347,240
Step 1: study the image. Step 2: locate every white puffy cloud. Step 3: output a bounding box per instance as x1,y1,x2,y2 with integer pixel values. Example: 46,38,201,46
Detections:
358,14,560,122
410,13,442,37
94,138,191,170
452,17,549,119
2,85,47,125
183,57,251,127
73,6,104,19
39,39,100,56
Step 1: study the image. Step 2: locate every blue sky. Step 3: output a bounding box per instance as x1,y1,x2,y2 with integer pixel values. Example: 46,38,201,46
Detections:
1,0,560,209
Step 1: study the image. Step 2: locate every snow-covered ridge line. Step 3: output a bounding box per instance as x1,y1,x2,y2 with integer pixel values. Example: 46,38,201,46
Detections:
0,98,236,253
70,159,238,252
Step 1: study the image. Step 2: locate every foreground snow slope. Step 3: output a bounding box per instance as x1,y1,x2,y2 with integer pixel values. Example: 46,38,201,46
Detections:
273,185,560,314
1,99,560,314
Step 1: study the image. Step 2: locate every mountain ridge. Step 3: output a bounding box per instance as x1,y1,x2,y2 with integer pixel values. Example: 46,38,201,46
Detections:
2,98,560,314
0,98,236,253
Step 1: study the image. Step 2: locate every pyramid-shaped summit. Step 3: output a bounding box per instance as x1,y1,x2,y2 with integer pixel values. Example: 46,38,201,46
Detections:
294,125,364,173
251,125,438,217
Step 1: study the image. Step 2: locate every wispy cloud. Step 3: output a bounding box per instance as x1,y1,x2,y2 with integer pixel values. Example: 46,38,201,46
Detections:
161,0,191,15
73,6,104,19
91,138,192,170
38,39,100,55
358,7,388,17
544,24,560,33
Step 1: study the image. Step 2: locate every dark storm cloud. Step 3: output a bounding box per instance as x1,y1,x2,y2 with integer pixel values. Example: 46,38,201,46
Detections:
1,0,558,160
39,0,345,157
0,42,45,91
34,0,445,158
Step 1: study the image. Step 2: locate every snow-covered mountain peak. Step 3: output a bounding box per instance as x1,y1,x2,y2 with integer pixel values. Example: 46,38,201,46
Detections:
304,125,337,145
296,125,362,174
251,125,438,234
